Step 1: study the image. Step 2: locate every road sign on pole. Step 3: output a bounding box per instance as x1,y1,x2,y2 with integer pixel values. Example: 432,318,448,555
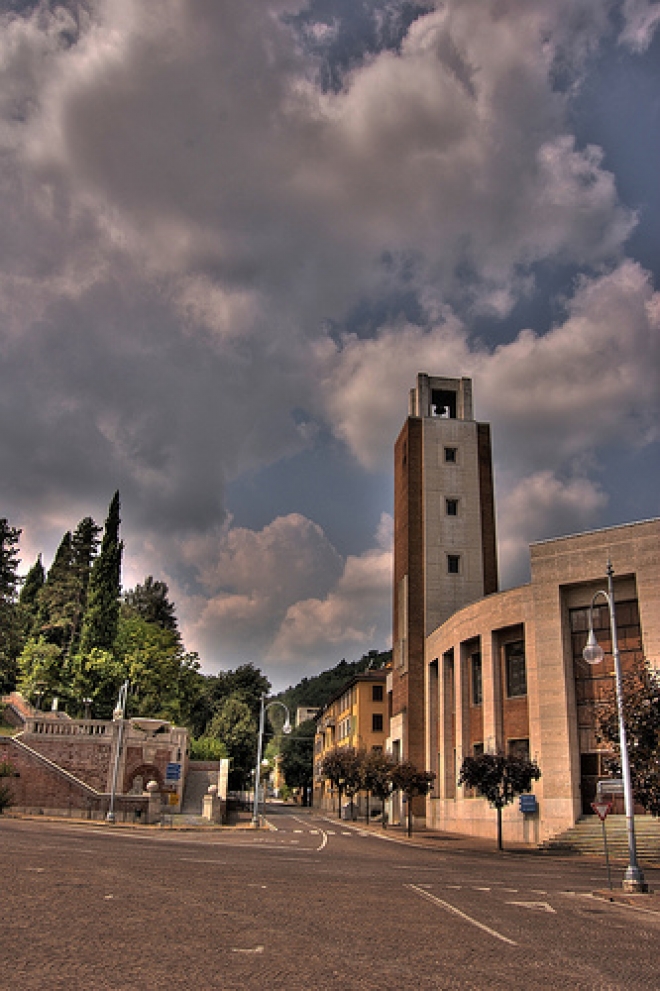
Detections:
592,801,613,888
591,801,612,821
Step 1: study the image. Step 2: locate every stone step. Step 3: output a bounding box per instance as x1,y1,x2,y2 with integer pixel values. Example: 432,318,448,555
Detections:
542,816,660,861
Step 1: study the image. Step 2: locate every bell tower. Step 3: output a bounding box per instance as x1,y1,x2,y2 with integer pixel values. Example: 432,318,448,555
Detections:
389,374,498,774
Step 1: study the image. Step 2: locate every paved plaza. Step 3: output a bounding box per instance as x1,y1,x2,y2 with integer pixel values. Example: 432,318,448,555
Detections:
3,807,660,990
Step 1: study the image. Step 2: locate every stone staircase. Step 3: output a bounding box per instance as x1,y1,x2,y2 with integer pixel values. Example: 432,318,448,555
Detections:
181,762,219,815
542,816,660,863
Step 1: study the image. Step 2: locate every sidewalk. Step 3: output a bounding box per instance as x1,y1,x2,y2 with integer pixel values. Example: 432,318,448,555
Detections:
323,813,660,869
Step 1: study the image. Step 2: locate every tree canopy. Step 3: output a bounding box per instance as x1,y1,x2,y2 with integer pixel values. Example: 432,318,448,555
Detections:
78,491,123,656
458,750,541,849
0,518,22,693
597,656,660,817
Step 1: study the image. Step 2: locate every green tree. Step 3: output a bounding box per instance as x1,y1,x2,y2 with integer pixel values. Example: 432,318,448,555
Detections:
123,576,179,637
597,656,660,816
191,663,271,738
208,694,258,789
320,747,363,819
360,749,394,825
17,637,66,709
78,492,123,656
72,614,203,723
189,736,229,761
68,516,101,654
0,519,22,692
391,761,436,837
18,554,45,636
33,532,77,650
0,760,19,814
280,719,316,804
458,751,541,850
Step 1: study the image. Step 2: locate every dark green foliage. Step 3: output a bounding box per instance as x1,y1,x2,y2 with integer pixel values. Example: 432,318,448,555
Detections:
25,517,99,659
33,532,78,650
597,656,660,817
68,516,101,654
0,519,22,692
208,694,258,789
190,663,271,737
391,760,436,836
279,719,316,803
17,637,66,709
78,492,123,656
123,576,179,636
0,759,19,813
458,751,541,849
19,555,45,614
360,749,395,824
320,746,363,818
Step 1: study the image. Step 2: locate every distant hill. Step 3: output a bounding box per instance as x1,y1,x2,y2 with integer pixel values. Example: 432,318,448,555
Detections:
273,648,391,725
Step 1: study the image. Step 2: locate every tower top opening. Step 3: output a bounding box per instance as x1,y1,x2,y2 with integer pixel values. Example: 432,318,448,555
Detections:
408,374,473,421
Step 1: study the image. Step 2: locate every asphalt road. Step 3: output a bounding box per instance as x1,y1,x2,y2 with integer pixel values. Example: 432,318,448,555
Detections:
2,807,659,991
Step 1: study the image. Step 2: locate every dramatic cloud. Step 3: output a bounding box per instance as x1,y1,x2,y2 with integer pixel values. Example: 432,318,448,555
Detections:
1,1,658,685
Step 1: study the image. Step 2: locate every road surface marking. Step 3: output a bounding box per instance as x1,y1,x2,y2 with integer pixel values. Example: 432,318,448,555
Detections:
406,884,518,946
507,901,556,914
293,829,303,833
473,887,491,891
316,829,328,852
531,889,548,895
180,858,227,865
232,946,264,955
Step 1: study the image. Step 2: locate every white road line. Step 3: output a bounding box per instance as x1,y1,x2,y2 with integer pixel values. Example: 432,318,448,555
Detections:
507,901,556,914
406,884,518,946
316,828,328,852
179,858,227,864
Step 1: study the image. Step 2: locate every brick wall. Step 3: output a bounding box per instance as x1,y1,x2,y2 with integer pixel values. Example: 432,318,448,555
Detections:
21,733,112,791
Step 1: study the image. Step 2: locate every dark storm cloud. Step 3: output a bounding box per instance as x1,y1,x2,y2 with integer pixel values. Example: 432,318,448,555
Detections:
1,1,658,683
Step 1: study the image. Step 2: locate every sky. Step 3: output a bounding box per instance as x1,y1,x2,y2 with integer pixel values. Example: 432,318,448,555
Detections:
1,0,659,692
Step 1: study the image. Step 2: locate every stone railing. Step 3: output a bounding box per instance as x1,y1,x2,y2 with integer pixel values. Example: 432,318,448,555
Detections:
22,718,112,737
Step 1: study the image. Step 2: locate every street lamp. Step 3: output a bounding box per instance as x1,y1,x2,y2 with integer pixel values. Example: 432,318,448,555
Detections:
106,680,129,824
251,694,291,827
582,563,647,893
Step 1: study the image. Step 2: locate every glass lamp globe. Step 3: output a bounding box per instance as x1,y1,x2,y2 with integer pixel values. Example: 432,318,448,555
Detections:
583,629,604,665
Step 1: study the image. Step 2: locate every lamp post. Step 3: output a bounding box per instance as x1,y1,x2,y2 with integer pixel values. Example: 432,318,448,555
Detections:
582,563,646,893
106,680,129,824
251,694,291,827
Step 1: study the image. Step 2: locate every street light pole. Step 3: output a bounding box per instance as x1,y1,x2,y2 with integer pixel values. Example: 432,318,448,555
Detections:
251,694,291,827
106,680,129,824
583,563,646,893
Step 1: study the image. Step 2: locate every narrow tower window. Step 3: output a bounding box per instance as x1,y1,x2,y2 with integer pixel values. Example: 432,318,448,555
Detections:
446,498,458,516
444,446,457,463
447,554,460,574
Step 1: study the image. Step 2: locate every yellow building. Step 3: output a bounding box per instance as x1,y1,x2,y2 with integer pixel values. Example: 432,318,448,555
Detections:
313,669,388,814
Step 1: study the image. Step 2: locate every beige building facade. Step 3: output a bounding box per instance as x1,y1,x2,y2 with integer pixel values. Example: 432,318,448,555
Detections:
424,518,660,845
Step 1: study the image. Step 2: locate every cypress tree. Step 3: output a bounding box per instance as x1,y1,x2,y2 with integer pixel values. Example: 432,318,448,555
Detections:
68,516,101,655
78,493,123,656
33,532,77,649
0,518,22,692
18,554,45,642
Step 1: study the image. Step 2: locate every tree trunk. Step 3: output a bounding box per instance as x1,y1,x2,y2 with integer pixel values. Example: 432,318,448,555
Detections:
496,804,503,850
